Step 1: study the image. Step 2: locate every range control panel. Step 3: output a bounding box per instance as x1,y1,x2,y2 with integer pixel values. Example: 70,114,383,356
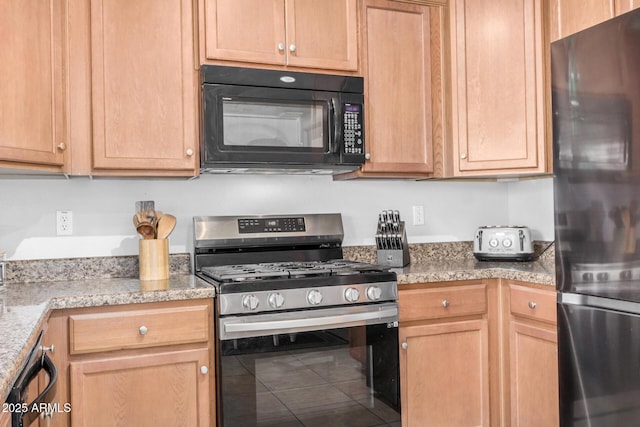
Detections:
343,103,363,154
238,217,306,234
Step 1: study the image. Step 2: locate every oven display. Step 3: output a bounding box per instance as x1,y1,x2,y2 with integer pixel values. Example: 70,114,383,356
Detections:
238,217,306,233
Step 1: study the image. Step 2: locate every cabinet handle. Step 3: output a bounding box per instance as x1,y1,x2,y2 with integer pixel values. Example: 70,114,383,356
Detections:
278,42,285,51
401,342,408,350
289,44,296,53
186,148,194,157
364,153,371,160
57,142,67,151
528,301,537,309
139,325,148,335
200,365,209,375
40,344,55,354
442,299,449,308
460,153,467,159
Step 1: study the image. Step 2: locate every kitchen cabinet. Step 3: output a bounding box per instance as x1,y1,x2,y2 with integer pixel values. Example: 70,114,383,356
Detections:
504,282,558,426
449,0,550,177
0,0,68,173
398,282,491,426
42,299,215,427
200,0,358,72
550,0,640,41
338,0,448,179
88,0,198,175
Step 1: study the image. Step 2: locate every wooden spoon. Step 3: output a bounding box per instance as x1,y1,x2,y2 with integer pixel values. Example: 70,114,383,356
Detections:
133,214,155,239
156,214,176,239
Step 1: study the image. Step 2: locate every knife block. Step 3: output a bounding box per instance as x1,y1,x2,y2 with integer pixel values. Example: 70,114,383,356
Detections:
139,239,169,281
376,225,410,268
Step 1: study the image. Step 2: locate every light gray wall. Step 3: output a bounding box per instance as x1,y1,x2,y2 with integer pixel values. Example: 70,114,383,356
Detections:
0,174,554,260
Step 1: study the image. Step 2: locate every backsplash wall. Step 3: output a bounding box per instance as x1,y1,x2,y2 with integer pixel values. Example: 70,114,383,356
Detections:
0,175,553,260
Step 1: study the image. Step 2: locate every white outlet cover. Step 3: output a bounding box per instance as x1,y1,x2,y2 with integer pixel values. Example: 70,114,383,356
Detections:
56,210,73,236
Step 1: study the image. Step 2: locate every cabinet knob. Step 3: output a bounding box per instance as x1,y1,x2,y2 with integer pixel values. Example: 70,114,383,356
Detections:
442,299,450,308
40,344,55,354
186,148,194,157
528,301,537,309
289,44,296,53
200,365,209,375
401,342,408,350
278,42,285,51
57,142,67,151
460,153,467,159
139,325,148,335
364,152,371,160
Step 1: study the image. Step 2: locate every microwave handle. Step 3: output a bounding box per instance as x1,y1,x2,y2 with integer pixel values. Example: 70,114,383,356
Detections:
330,98,340,154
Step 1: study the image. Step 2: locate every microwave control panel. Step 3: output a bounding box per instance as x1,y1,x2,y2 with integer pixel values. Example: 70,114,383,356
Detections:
343,103,363,154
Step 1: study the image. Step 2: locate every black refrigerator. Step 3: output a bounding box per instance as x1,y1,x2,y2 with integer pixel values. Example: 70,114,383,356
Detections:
552,8,640,427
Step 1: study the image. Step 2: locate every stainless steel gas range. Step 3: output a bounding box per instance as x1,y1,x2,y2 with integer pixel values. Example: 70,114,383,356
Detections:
194,213,401,427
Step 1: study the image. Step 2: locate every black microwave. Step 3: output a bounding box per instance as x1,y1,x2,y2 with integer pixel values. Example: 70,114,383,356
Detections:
200,65,365,174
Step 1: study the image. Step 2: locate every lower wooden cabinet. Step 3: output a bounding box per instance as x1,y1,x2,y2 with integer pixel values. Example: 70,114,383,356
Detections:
506,283,558,427
400,319,490,426
0,406,10,427
69,348,211,426
399,280,558,426
42,299,215,427
399,282,491,426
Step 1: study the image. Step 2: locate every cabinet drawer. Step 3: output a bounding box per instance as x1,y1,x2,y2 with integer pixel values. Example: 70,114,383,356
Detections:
69,304,210,354
509,285,556,324
399,284,487,322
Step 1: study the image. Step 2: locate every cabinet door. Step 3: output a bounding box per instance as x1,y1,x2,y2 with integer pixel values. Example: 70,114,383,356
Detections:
550,0,615,41
451,0,547,175
360,0,443,176
616,0,640,14
90,0,198,174
203,0,286,65
70,348,211,427
509,321,559,426
399,319,490,427
0,0,67,170
285,0,358,71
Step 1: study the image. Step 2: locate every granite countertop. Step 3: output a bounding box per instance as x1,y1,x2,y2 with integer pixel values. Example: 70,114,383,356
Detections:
0,274,215,403
394,258,555,286
0,244,555,403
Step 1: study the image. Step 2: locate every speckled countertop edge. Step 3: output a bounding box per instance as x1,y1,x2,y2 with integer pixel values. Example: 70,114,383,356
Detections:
0,274,215,403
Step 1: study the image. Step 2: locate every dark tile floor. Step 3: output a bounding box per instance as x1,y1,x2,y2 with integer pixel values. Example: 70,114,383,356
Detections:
222,346,401,427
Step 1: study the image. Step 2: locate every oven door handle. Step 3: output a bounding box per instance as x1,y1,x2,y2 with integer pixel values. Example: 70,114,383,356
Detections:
19,352,58,426
221,304,398,339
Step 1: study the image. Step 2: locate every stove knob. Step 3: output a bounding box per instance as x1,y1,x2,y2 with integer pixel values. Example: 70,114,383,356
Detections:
344,287,360,302
268,292,285,309
307,289,323,305
503,238,513,248
367,286,382,301
242,294,260,311
489,238,499,248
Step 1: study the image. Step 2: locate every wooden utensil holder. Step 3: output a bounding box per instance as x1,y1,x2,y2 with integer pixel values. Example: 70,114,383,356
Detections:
139,239,169,281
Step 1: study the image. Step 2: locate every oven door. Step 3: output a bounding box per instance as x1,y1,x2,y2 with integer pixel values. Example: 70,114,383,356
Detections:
217,303,400,427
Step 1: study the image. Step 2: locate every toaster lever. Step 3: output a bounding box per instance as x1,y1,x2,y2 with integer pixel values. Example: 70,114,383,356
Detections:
519,229,525,251
478,230,483,251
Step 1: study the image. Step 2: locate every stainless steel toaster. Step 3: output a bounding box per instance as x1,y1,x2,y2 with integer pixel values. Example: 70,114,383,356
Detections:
473,226,534,261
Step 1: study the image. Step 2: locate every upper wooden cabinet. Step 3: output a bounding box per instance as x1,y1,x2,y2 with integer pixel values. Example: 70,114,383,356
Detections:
0,0,68,173
201,0,359,72
86,0,198,176
339,0,447,179
550,0,640,41
450,0,550,177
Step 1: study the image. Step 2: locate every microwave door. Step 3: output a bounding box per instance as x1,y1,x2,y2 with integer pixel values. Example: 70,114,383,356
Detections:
202,84,339,166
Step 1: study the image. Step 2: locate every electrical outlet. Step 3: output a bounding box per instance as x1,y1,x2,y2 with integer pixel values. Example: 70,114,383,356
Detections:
412,205,425,226
56,210,73,236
